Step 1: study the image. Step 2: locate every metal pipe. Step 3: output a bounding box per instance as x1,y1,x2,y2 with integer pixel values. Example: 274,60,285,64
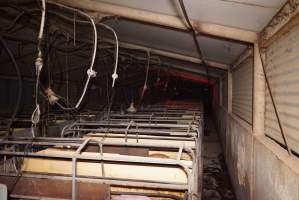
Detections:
62,128,197,138
0,173,188,190
1,136,197,158
2,135,195,145
0,150,192,168
253,43,265,136
72,138,91,200
0,136,197,192
72,121,196,128
0,107,202,198
0,138,196,149
87,134,195,141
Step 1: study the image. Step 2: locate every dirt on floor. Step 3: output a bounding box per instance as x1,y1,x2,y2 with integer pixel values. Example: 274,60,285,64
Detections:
202,117,236,200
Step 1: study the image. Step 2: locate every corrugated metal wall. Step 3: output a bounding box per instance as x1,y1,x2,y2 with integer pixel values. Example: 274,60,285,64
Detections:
265,23,299,153
222,74,228,109
232,57,253,124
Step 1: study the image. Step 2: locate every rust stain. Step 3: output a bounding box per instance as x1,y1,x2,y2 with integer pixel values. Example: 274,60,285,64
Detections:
0,176,110,200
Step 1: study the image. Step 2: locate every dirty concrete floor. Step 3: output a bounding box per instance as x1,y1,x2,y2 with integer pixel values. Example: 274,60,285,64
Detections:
202,117,236,200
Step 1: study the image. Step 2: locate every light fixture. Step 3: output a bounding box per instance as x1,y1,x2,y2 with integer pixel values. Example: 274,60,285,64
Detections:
127,102,137,113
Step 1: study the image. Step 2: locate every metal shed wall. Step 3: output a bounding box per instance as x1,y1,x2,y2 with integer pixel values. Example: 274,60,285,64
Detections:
265,22,299,153
222,74,228,109
232,57,253,124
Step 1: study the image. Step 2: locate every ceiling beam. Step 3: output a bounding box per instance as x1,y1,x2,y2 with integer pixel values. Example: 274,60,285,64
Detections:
260,0,299,48
51,0,258,43
218,0,281,9
231,47,253,70
102,38,228,70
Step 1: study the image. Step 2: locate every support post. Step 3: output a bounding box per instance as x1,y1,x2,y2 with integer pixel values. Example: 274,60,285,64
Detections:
227,70,233,114
253,42,265,135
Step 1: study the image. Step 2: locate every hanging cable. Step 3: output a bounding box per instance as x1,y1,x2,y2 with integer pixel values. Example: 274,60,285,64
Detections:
141,50,150,99
0,38,22,135
37,1,98,110
97,23,119,88
31,0,46,137
0,11,25,32
65,50,69,108
177,0,209,79
107,89,116,120
73,12,76,46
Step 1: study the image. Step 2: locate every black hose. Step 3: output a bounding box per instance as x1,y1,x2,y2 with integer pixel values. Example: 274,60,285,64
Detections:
177,0,210,79
0,11,25,32
0,38,23,134
0,0,35,5
107,88,116,120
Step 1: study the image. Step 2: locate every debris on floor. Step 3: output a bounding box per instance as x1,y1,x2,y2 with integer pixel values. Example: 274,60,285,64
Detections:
203,117,236,200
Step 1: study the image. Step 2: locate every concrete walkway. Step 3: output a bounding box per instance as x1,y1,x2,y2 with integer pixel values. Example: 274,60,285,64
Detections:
202,117,236,200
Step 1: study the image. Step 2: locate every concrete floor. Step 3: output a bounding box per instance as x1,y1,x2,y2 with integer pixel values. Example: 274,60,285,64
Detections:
202,117,236,200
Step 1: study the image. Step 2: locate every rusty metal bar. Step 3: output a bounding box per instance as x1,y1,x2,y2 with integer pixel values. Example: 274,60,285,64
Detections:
0,137,196,149
0,173,188,191
72,138,91,200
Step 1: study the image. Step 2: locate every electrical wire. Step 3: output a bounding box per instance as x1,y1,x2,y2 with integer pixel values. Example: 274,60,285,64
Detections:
0,38,22,134
30,0,46,137
45,1,98,110
19,0,97,112
51,2,98,109
37,0,46,47
3,2,160,113
97,23,119,88
66,51,69,110
0,11,25,32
